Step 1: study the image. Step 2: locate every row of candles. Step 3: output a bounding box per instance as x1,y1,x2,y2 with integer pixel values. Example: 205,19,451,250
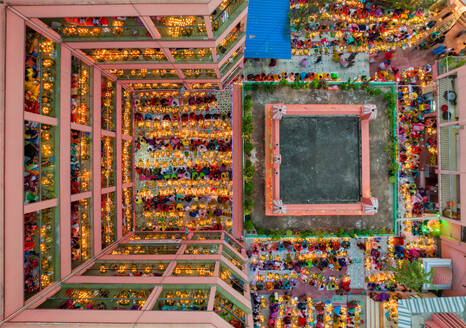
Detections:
143,129,231,140
110,68,177,80
173,263,215,276
47,287,150,310
24,28,57,116
101,192,116,248
97,262,166,275
101,136,115,188
137,116,230,129
122,88,134,237
24,208,56,298
137,183,232,197
158,289,208,310
136,104,218,113
122,140,133,184
71,130,91,194
137,156,232,169
71,198,91,268
58,17,142,39
143,213,233,231
214,292,246,328
122,187,134,236
87,48,166,63
122,90,133,136
71,57,91,125
101,77,115,131
24,122,56,203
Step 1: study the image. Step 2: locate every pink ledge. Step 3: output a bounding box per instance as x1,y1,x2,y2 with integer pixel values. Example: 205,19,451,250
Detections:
264,103,376,217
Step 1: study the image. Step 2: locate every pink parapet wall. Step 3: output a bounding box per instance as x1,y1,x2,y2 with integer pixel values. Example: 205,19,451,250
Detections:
232,84,243,237
264,103,378,216
440,237,466,297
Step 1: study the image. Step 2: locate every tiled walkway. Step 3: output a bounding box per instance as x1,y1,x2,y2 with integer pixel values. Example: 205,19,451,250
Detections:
347,239,365,289
243,53,370,81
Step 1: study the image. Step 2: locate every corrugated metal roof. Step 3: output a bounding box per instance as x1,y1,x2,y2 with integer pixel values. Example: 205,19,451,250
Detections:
244,0,291,59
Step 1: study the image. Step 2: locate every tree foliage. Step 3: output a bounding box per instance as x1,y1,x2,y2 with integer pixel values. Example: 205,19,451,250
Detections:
389,259,433,292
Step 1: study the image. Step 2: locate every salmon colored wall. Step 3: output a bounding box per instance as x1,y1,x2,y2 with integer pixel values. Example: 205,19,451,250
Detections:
440,237,466,297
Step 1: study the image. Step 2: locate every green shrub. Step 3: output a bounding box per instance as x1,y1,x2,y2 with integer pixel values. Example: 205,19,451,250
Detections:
243,199,255,215
384,91,395,103
244,140,254,155
244,181,254,196
350,83,360,90
368,88,381,96
388,259,433,292
242,114,252,126
244,216,255,231
361,79,370,90
244,165,256,179
244,98,253,112
389,175,397,184
242,121,254,135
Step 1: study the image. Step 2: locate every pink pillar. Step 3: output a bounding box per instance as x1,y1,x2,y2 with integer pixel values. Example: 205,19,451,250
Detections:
116,83,123,239
4,8,25,316
60,46,72,277
131,89,136,231
440,237,466,297
204,15,214,39
140,16,161,39
0,6,4,320
92,68,102,253
232,84,243,237
360,117,371,199
207,286,217,311
142,286,162,311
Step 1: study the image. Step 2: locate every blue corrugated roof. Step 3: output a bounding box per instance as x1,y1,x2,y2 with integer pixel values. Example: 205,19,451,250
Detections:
245,0,291,59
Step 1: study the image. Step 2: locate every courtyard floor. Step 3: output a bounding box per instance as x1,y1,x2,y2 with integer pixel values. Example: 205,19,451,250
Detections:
246,86,394,232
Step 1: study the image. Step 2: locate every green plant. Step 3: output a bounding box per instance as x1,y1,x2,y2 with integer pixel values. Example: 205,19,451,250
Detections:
243,199,255,216
244,160,256,179
389,161,399,176
368,87,382,96
262,83,276,94
242,114,252,125
244,140,253,155
271,230,282,240
244,216,255,231
384,91,395,103
242,121,254,135
361,79,370,91
244,96,253,112
349,83,360,91
319,79,328,89
388,259,433,292
389,175,397,184
244,181,254,196
316,230,326,240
